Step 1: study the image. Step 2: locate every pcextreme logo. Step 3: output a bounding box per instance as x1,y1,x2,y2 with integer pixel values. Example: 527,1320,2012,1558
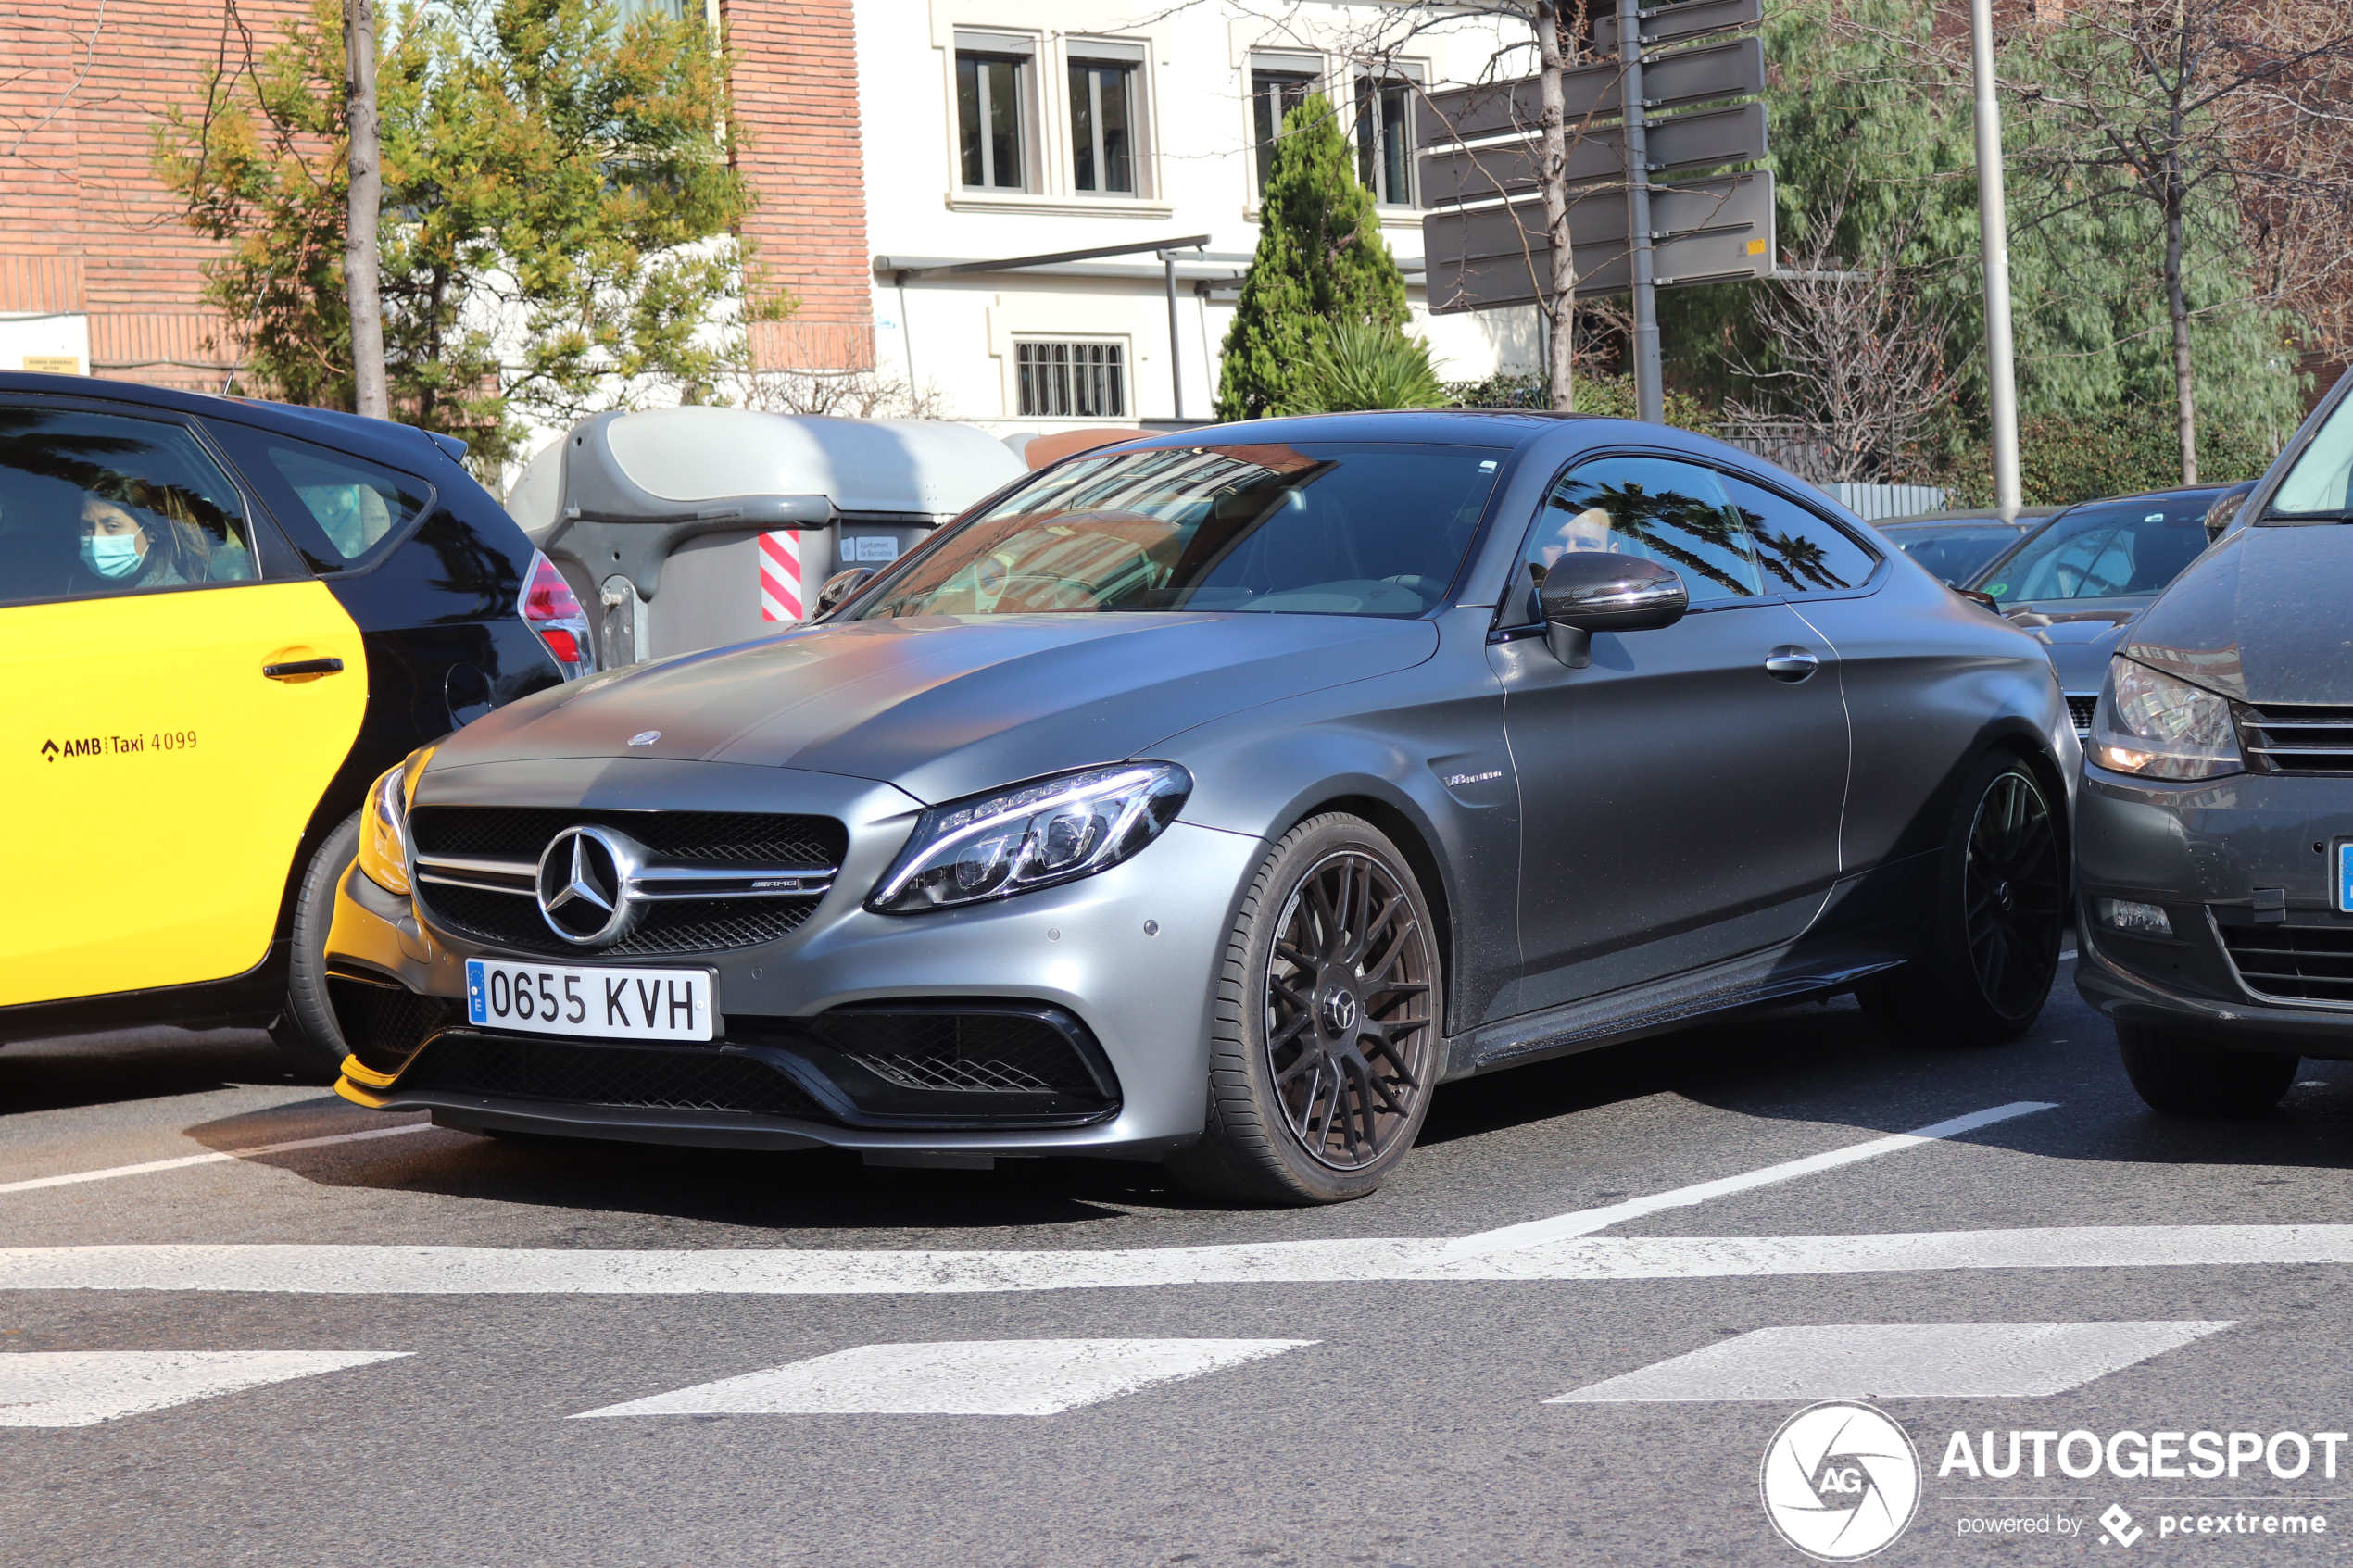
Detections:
1761,1401,1922,1561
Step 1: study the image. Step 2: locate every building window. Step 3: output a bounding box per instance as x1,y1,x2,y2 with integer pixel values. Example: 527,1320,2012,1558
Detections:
1069,57,1138,194
1251,66,1318,194
1017,342,1126,419
957,46,1031,190
1355,76,1417,207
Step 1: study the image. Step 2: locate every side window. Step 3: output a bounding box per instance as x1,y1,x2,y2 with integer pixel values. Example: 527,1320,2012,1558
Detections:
1718,471,1881,596
207,422,432,572
0,403,259,607
1519,454,1760,620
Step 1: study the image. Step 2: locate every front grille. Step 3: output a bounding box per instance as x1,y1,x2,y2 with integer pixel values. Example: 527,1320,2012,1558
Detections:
409,807,845,867
328,974,451,1064
404,1035,826,1118
418,881,819,958
2217,920,2353,1003
2240,704,2353,774
2067,695,2098,737
810,1010,1102,1095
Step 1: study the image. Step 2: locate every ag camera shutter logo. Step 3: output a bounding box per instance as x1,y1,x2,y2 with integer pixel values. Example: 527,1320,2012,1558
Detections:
1760,1401,1921,1561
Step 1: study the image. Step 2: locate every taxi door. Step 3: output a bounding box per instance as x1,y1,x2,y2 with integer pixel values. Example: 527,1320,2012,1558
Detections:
0,400,368,1008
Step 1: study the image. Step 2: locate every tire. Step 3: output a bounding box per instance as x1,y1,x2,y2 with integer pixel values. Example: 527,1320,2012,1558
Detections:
1164,814,1444,1206
1859,751,2065,1047
271,810,360,1078
2118,1021,2296,1115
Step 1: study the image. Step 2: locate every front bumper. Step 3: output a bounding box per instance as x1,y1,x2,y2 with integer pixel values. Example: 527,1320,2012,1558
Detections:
2073,761,2353,1056
323,758,1265,1158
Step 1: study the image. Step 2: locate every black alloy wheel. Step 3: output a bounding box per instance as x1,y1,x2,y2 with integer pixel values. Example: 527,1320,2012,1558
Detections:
1265,850,1438,1171
1861,753,2065,1046
1960,766,2065,1022
1166,814,1444,1204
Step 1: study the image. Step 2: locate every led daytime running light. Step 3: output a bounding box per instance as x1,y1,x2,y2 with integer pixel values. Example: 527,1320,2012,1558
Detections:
868,762,1190,913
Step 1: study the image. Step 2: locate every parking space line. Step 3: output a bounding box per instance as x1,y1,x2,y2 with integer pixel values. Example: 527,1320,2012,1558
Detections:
1438,1100,2059,1259
6,1223,2348,1295
0,1350,411,1427
0,1122,438,1196
573,1338,1315,1418
1545,1322,2233,1403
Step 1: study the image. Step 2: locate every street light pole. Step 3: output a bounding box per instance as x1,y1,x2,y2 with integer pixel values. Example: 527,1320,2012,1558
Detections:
1619,0,1663,424
1163,249,1184,420
1969,0,2021,519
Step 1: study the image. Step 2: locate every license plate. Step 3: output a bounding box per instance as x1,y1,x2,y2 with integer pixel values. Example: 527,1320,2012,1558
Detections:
2339,842,2353,913
464,959,716,1041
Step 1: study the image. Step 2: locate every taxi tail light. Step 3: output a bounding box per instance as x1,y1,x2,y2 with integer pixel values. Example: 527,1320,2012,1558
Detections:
522,550,594,679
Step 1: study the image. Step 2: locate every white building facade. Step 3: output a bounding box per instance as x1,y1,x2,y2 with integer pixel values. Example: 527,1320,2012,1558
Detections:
843,1,1541,433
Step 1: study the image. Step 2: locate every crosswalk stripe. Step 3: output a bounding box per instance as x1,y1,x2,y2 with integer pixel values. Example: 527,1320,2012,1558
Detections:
1442,1100,2059,1258
0,1350,411,1427
2,1227,2348,1295
572,1338,1315,1418
0,1122,438,1196
1545,1322,2233,1403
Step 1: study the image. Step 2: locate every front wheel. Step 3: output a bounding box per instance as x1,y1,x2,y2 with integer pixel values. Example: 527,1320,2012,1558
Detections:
2118,1022,2296,1115
271,810,360,1078
1164,815,1444,1206
1860,752,2064,1047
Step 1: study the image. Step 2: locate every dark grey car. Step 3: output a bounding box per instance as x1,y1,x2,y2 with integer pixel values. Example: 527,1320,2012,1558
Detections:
1969,487,2233,741
321,412,2074,1203
2078,370,2353,1113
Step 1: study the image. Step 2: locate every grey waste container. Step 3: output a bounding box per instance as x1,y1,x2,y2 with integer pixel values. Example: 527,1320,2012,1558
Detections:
506,407,1026,667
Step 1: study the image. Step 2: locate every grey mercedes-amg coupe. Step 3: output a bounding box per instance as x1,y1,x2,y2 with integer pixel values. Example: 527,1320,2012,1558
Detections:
322,411,2074,1203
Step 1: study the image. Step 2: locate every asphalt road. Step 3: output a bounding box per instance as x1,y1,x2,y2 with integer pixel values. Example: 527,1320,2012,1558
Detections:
8,958,2353,1567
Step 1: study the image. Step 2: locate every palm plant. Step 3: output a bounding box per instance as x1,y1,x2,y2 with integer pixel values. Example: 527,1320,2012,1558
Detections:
1278,320,1445,414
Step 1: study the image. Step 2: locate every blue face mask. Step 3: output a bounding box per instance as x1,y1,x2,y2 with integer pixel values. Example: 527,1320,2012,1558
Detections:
80,533,145,579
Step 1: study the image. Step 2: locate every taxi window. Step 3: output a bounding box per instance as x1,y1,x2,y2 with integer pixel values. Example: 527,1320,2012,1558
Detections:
0,403,259,607
201,419,435,572
258,440,432,568
1517,454,1761,621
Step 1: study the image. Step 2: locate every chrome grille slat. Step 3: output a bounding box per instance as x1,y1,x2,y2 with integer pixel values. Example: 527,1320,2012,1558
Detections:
2239,703,2353,773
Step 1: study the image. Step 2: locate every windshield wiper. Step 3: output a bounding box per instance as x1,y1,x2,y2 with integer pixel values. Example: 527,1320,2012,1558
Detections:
2259,508,2353,523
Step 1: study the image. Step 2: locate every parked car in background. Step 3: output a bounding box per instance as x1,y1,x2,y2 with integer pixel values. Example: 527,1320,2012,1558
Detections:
321,410,2074,1204
2075,368,2353,1114
1875,508,2058,586
0,370,583,1069
1969,487,2233,738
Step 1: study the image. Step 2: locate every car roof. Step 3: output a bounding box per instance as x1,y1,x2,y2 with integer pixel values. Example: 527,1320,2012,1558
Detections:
1119,408,1584,453
0,370,468,474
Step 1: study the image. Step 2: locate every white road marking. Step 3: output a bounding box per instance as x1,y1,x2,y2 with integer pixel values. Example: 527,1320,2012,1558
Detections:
573,1338,1314,1419
0,1122,437,1196
5,1226,2351,1295
1441,1100,2059,1258
1546,1321,2233,1403
0,1350,410,1427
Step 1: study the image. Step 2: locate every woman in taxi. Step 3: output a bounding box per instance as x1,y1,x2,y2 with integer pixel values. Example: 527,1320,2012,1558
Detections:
70,484,209,592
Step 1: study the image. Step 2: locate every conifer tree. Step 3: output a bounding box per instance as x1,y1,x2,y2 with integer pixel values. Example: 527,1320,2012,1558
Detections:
1214,94,1408,420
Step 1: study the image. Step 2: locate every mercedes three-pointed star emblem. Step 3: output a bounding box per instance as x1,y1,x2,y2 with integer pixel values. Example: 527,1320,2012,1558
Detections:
535,825,645,945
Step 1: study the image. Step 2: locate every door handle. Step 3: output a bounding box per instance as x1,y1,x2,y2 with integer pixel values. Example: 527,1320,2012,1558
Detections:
262,657,346,682
1763,646,1818,683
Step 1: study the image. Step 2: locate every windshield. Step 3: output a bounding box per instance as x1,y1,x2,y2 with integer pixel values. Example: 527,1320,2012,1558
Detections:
1882,524,2020,585
2270,390,2353,519
1978,495,2215,607
856,441,1504,619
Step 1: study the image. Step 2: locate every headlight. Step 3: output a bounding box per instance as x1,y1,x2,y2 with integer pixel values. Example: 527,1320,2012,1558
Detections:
867,762,1191,914
355,747,432,894
2090,657,2242,780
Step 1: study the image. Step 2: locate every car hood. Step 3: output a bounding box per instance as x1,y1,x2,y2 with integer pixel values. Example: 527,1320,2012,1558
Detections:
2125,524,2353,703
2006,605,2143,696
438,612,1440,804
